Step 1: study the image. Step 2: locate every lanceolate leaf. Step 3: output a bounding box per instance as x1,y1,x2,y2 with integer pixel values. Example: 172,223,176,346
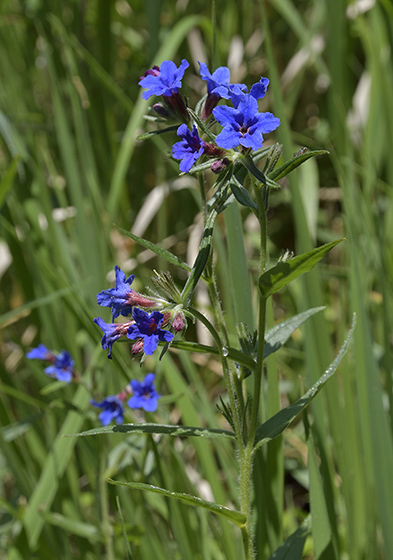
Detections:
229,175,258,211
181,208,218,305
137,124,179,141
254,314,356,449
240,155,280,189
170,339,257,371
115,225,191,272
107,479,247,528
66,422,236,440
268,515,311,560
268,150,329,181
259,239,344,299
264,307,325,359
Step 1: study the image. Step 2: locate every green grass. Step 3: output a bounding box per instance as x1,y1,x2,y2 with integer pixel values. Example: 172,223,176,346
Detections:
1,0,392,558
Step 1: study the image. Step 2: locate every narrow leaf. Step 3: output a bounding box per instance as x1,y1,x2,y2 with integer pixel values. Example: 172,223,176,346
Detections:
40,511,103,542
268,515,311,560
107,479,247,528
137,124,179,141
264,307,325,359
229,176,258,211
115,225,191,272
170,340,256,371
254,314,356,449
66,422,236,440
268,150,329,181
240,155,280,189
259,239,344,299
181,208,218,305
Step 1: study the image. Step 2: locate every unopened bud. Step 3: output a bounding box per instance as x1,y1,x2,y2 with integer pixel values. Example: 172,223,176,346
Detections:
172,310,186,332
131,339,144,356
211,158,230,174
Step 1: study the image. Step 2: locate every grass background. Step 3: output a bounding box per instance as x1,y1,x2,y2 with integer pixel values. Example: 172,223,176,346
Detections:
1,0,392,558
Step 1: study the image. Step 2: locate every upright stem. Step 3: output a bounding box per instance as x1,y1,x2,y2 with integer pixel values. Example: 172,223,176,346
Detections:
237,180,269,559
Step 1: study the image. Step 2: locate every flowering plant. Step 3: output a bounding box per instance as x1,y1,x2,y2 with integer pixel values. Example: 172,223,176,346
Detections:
28,59,354,559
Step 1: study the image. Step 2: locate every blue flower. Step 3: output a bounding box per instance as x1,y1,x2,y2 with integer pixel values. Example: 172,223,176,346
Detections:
221,77,270,108
213,96,280,151
127,308,174,356
90,395,125,426
198,62,247,119
139,59,189,100
44,350,75,383
94,317,133,359
128,373,160,412
97,266,135,320
26,344,53,361
172,124,206,172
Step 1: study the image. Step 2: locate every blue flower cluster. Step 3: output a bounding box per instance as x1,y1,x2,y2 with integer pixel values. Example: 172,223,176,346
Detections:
139,59,280,173
94,266,175,359
26,344,75,383
90,373,160,425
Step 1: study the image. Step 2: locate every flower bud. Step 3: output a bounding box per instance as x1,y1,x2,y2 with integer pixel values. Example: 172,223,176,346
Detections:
172,310,187,332
211,158,230,174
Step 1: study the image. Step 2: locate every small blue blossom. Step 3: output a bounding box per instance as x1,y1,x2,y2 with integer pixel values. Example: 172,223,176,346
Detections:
127,308,174,356
221,77,270,108
128,373,160,412
94,317,133,359
213,96,280,151
90,395,125,426
172,124,206,172
26,344,53,361
97,266,135,320
44,350,75,383
139,59,189,100
198,62,247,119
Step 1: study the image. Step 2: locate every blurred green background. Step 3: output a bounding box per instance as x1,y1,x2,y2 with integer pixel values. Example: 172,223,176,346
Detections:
1,0,393,558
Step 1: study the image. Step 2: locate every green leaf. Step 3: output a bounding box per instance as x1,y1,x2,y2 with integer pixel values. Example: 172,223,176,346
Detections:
259,239,344,299
264,306,325,359
107,479,247,528
39,511,104,542
268,515,311,560
137,124,179,140
170,339,256,371
181,208,218,305
240,155,280,189
115,225,191,272
66,422,236,440
268,150,329,181
229,175,258,211
0,157,19,208
254,314,356,449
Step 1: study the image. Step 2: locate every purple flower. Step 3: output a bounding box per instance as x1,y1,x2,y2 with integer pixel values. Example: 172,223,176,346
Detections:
44,350,75,383
213,96,280,151
90,395,125,426
172,124,206,172
97,266,135,319
127,308,174,356
128,373,160,412
94,317,133,359
26,344,53,361
139,59,189,100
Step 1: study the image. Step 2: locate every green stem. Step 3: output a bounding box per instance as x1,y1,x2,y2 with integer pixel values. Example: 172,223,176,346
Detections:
100,438,115,560
189,306,244,448
236,178,269,559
